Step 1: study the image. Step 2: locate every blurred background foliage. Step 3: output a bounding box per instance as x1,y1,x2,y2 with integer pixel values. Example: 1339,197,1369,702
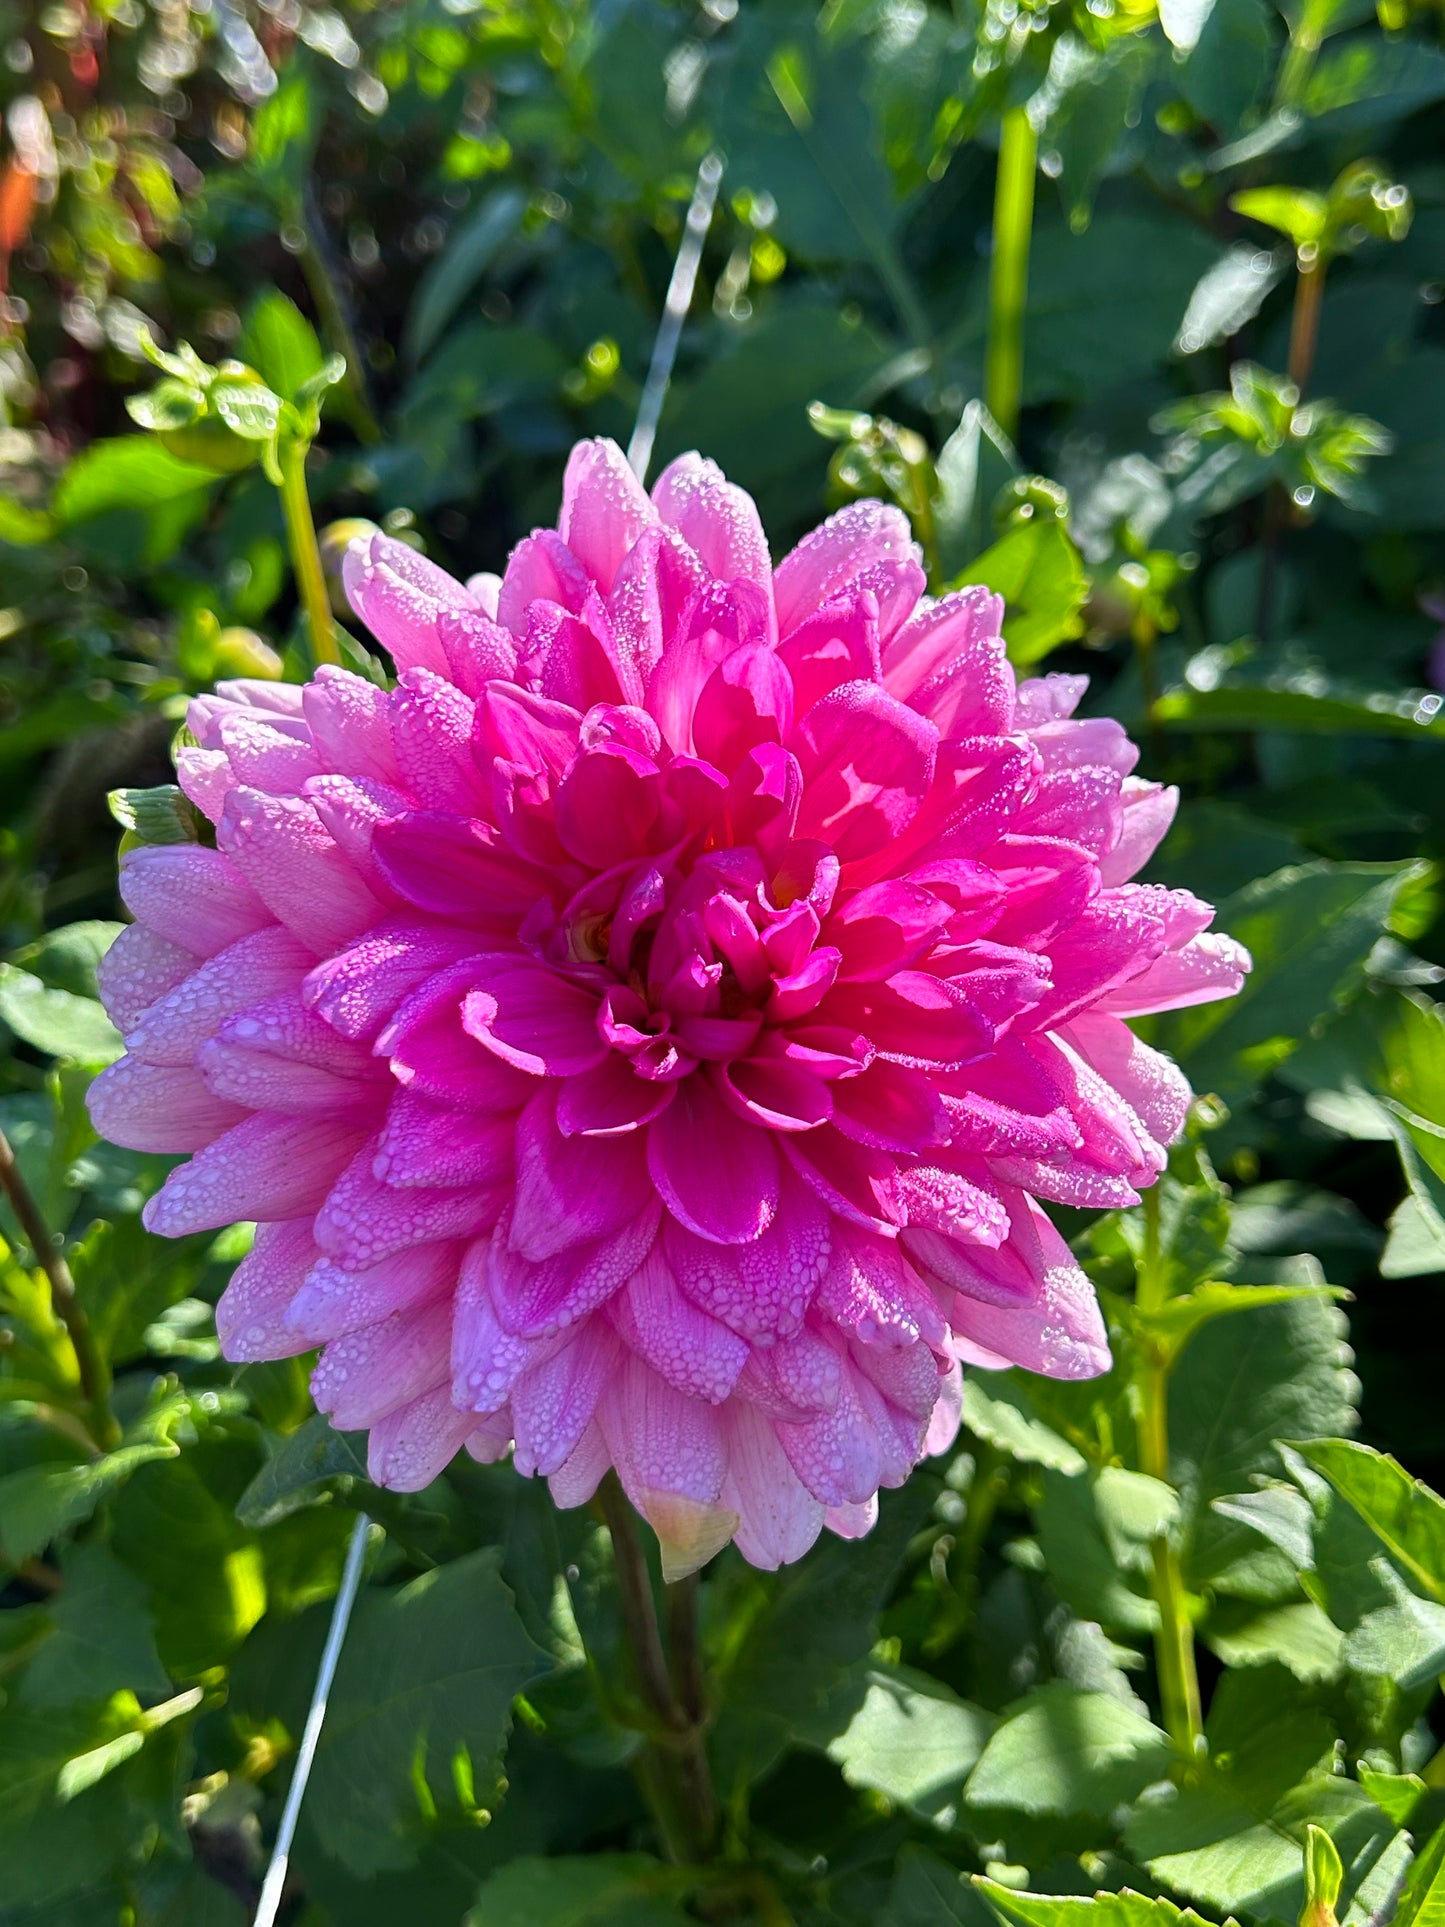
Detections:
3,0,1445,1921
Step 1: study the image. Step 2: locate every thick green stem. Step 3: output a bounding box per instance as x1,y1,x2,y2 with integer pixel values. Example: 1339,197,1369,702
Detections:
985,106,1038,443
277,438,340,667
597,1475,718,1864
0,1124,119,1453
1137,1187,1204,1759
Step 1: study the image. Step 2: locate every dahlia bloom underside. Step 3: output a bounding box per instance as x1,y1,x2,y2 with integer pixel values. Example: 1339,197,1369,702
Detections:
90,438,1248,1576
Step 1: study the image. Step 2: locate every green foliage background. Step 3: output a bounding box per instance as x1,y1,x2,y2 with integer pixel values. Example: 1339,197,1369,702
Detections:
2,0,1445,1921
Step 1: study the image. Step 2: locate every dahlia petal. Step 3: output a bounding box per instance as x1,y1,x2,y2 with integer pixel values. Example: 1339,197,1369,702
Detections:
1064,1011,1191,1147
723,1405,824,1570
144,1111,369,1236
87,1057,247,1153
467,1408,516,1466
600,1354,729,1518
496,529,592,635
368,1386,477,1492
212,711,320,795
793,681,938,862
939,1038,1082,1159
556,1055,676,1136
664,1170,829,1344
452,1239,539,1411
558,437,656,593
784,1126,904,1235
303,665,403,786
924,1360,964,1456
95,923,197,1033
312,1299,453,1430
824,972,990,1071
175,745,236,823
1026,895,1170,1030
848,737,1039,885
553,744,661,870
651,453,773,604
775,592,881,716
462,962,607,1079
983,835,1099,949
118,847,270,958
1030,716,1139,778
947,1196,1111,1379
548,1421,610,1508
1013,764,1122,859
389,669,490,814
826,879,956,982
373,1090,516,1188
609,1244,749,1403
371,812,547,926
125,927,314,1067
304,773,409,888
825,1495,879,1541
303,919,484,1044
648,1074,780,1245
1099,930,1252,1017
437,608,519,696
510,1086,653,1260
314,1142,503,1270
218,788,383,953
197,1032,382,1116
215,1221,318,1361
343,533,472,676
490,1199,660,1336
536,600,640,710
816,1224,924,1349
828,1057,950,1153
774,499,917,636
719,1052,833,1132
512,1325,620,1477
1015,672,1087,725
606,524,711,691
1100,779,1179,886
881,586,1010,725
285,1241,458,1344
383,962,537,1112
776,1367,881,1507
692,643,794,772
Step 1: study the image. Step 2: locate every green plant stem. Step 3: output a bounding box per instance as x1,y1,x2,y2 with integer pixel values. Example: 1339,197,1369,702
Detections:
597,1475,718,1863
0,1123,119,1453
1137,1185,1204,1760
277,438,340,667
1258,250,1326,641
985,106,1038,443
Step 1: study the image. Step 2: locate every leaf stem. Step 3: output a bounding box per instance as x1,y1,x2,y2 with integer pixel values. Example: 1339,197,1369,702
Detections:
276,438,340,667
0,1123,118,1452
1287,253,1326,399
984,106,1038,444
1137,1185,1204,1760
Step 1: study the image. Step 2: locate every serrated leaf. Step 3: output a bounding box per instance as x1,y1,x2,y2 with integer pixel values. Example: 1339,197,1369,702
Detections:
965,1682,1174,1817
1288,1440,1445,1605
19,1544,169,1708
1203,1599,1345,1684
962,1376,1086,1475
208,379,284,442
1135,1284,1348,1363
307,1549,548,1876
466,1854,691,1926
886,1847,995,1927
976,1883,1234,1927
826,1661,994,1827
0,1442,178,1566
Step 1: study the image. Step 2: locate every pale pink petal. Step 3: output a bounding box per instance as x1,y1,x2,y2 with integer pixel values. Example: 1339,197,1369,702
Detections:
88,1057,247,1153
558,437,657,592
368,1385,477,1491
216,1221,318,1360
118,847,270,958
774,500,917,637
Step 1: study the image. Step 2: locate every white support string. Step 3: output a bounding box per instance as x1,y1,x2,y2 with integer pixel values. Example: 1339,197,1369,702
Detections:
249,156,723,1927
252,1512,370,1927
626,151,724,486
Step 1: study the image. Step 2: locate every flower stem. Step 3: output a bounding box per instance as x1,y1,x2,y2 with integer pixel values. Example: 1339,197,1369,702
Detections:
597,1475,718,1863
1136,1186,1204,1760
984,106,1038,443
0,1124,119,1453
1258,249,1327,641
277,437,340,668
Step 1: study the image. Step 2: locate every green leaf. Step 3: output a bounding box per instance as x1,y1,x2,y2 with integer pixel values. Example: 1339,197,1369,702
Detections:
1154,861,1423,1103
1287,1439,1445,1605
235,1412,370,1528
239,290,325,402
1153,683,1445,741
976,1884,1233,1927
306,1548,548,1876
1229,187,1328,250
709,1483,932,1791
1133,1284,1348,1364
19,1544,169,1708
964,1683,1174,1817
1172,1296,1359,1596
0,496,54,545
1394,1816,1445,1927
1203,1599,1346,1683
0,1704,136,1906
826,1661,994,1826
1178,0,1274,135
1177,246,1284,356
0,965,123,1065
9,923,123,1002
107,784,203,849
1301,39,1445,135
885,1847,995,1927
962,1375,1087,1475
208,378,285,443
933,400,1019,582
466,1854,691,1926
959,517,1088,666
67,1216,209,1367
1036,1465,1160,1634
125,378,205,434
0,1442,178,1566
404,187,528,365
51,438,215,529
1302,1823,1345,1927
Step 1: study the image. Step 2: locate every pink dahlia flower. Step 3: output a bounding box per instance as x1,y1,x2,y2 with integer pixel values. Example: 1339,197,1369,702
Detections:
89,439,1248,1576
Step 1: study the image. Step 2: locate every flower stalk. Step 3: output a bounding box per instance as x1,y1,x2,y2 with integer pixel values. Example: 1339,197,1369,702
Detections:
276,436,340,668
985,105,1038,443
0,1122,119,1453
1136,1185,1204,1759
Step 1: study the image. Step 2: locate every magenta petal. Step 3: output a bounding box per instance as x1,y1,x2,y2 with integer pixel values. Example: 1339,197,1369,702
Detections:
648,1074,780,1244
610,1243,750,1403
599,1352,727,1510
303,918,484,1044
825,972,990,1071
556,1055,676,1136
793,681,938,862
828,1057,949,1153
1099,929,1252,1017
1100,779,1179,886
312,1299,452,1429
462,961,606,1078
315,1141,503,1270
372,811,548,927
776,593,881,716
512,1325,620,1477
783,1125,904,1235
718,1052,833,1132
218,788,383,954
95,924,196,1033
664,1170,829,1343
651,453,773,605
558,436,656,593
947,1195,1111,1379
497,530,592,635
285,1241,457,1344
491,1200,659,1336
373,1089,516,1188
773,499,917,637
303,666,403,787
722,1405,824,1569
343,533,472,678
125,927,313,1067
692,643,794,772
388,669,490,815
144,1111,369,1236
510,1085,653,1260
1063,1011,1190,1147
826,879,955,982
